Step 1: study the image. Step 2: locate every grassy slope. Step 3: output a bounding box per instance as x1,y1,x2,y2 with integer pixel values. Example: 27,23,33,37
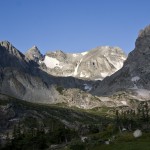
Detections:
85,132,150,150
1,93,150,150
0,93,105,126
93,137,150,150
94,142,150,150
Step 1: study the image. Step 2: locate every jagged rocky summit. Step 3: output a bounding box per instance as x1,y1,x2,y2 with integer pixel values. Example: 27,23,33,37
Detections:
1,25,150,109
0,40,127,108
0,41,89,105
25,45,43,63
26,46,126,80
92,25,150,100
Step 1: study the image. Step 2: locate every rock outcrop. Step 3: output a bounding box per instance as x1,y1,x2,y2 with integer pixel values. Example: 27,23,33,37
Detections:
41,46,126,80
92,25,150,99
0,41,99,108
25,45,43,63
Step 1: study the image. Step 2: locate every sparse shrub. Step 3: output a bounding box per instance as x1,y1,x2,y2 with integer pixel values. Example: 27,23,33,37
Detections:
56,86,64,94
69,140,86,150
116,132,134,142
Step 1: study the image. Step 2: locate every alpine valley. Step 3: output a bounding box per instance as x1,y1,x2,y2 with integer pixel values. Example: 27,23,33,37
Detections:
0,26,150,150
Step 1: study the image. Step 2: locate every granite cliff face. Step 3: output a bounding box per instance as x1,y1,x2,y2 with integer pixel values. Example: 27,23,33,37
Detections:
0,25,150,109
40,46,126,80
0,41,102,108
0,41,29,70
25,45,43,63
0,40,127,108
92,25,150,99
0,41,58,103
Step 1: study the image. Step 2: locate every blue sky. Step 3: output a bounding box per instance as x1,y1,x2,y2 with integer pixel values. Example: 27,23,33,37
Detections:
0,0,150,54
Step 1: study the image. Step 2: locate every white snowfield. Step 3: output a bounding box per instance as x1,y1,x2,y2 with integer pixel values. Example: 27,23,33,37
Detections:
73,54,78,57
130,76,141,90
94,78,103,81
131,76,140,82
80,72,85,78
121,56,127,60
74,58,83,76
84,84,92,91
43,56,62,69
101,72,108,78
42,46,126,80
81,51,88,56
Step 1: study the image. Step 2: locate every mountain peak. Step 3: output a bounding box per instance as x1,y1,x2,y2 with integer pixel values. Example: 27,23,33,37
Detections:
32,45,39,50
138,25,150,37
92,24,150,96
33,45,37,48
135,25,150,54
0,40,13,50
0,40,28,70
0,40,24,58
28,45,40,52
42,46,126,80
25,46,43,62
0,40,10,45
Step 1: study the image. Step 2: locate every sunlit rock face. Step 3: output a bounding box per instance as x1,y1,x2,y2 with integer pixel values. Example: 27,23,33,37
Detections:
40,46,126,80
25,45,43,63
0,41,88,105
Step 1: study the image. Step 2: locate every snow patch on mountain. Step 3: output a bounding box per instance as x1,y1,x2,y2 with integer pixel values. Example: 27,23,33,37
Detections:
73,54,78,57
121,56,127,60
74,58,83,76
43,56,62,69
131,76,140,89
95,78,103,81
84,84,92,91
131,76,140,82
81,51,88,56
40,46,126,80
80,72,85,78
101,72,108,78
